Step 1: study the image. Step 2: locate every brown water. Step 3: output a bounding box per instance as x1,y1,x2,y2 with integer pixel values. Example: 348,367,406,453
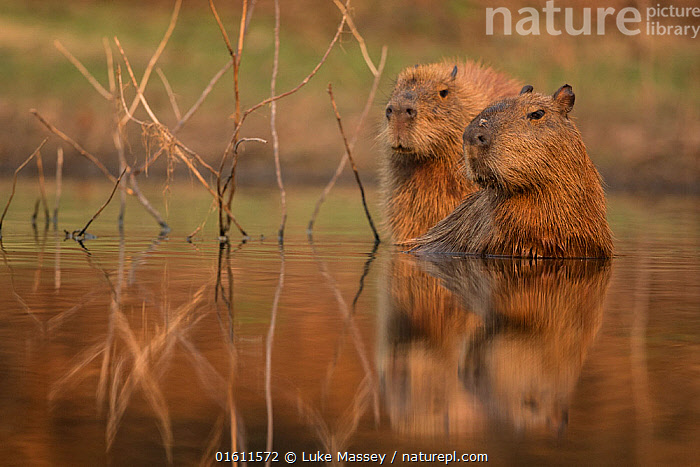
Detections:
0,186,698,466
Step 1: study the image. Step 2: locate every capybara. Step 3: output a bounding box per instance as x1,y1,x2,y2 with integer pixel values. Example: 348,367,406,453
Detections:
380,60,521,241
408,84,614,258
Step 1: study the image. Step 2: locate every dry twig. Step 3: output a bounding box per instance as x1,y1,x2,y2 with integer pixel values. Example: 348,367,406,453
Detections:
53,147,63,226
156,67,182,121
1,139,48,236
172,59,233,133
327,84,380,243
122,0,182,123
308,45,387,233
270,0,286,242
70,168,127,238
35,148,50,227
54,39,112,100
30,110,122,188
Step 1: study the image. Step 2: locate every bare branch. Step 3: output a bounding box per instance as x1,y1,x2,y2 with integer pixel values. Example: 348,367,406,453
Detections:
35,145,50,225
103,37,116,95
173,59,233,133
74,169,127,238
327,83,380,243
30,110,127,192
54,40,112,101
308,46,387,233
114,37,161,125
208,0,235,57
270,0,286,242
156,67,182,121
227,5,348,145
0,139,48,235
124,0,182,119
332,0,378,76
53,147,63,225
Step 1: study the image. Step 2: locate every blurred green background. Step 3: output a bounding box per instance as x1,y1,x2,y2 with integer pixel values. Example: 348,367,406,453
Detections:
0,0,698,192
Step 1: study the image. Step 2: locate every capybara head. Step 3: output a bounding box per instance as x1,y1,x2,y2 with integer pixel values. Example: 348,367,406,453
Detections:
383,63,467,160
463,84,585,193
382,61,520,163
407,84,613,258
379,61,522,242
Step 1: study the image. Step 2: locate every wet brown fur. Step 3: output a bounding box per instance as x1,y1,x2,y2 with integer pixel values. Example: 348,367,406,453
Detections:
380,60,521,241
409,85,614,258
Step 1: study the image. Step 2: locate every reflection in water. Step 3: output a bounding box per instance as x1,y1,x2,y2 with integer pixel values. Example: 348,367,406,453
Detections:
1,189,697,465
45,233,249,463
379,253,611,436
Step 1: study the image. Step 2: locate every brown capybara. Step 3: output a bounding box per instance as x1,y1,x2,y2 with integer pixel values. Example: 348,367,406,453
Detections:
408,84,614,258
380,60,521,241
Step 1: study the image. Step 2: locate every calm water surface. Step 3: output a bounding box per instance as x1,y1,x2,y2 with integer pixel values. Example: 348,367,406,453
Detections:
0,185,698,466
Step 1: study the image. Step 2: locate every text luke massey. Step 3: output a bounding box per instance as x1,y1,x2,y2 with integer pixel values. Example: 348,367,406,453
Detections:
301,452,387,463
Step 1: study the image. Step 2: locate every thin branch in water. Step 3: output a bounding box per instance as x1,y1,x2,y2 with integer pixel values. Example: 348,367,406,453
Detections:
219,138,266,238
270,0,285,242
173,59,233,133
53,147,63,226
128,173,170,233
1,138,48,237
207,0,246,130
351,241,379,311
73,168,127,238
209,0,250,237
171,142,248,238
186,198,218,242
30,110,128,192
106,45,128,229
31,199,40,229
35,147,50,227
308,45,387,234
216,0,348,237
54,39,112,100
327,83,380,243
156,67,181,121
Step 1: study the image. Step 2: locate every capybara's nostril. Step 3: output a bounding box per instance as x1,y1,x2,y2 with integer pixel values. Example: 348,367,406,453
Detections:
464,124,489,148
405,107,417,119
385,106,394,120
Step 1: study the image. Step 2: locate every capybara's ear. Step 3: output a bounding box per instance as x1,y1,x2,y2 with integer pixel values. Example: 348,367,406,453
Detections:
520,85,533,95
451,65,458,80
553,84,575,114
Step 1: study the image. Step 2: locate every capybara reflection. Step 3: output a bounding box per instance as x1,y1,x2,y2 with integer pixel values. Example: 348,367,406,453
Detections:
378,254,610,435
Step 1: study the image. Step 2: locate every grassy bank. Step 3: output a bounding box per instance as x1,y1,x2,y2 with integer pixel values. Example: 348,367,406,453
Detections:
0,0,698,192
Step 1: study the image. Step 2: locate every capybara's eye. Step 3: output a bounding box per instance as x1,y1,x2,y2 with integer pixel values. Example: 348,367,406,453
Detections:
527,109,545,120
439,89,449,98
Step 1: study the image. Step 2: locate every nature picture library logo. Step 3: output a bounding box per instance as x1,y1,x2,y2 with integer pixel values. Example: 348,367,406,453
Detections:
485,1,700,38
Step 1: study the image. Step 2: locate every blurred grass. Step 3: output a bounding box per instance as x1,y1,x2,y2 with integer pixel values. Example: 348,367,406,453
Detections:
0,0,698,192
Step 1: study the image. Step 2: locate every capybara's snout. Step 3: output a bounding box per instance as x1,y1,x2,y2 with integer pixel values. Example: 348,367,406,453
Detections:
463,117,490,149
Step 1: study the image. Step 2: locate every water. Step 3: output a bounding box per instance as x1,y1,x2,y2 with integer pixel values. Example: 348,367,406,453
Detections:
0,185,698,466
